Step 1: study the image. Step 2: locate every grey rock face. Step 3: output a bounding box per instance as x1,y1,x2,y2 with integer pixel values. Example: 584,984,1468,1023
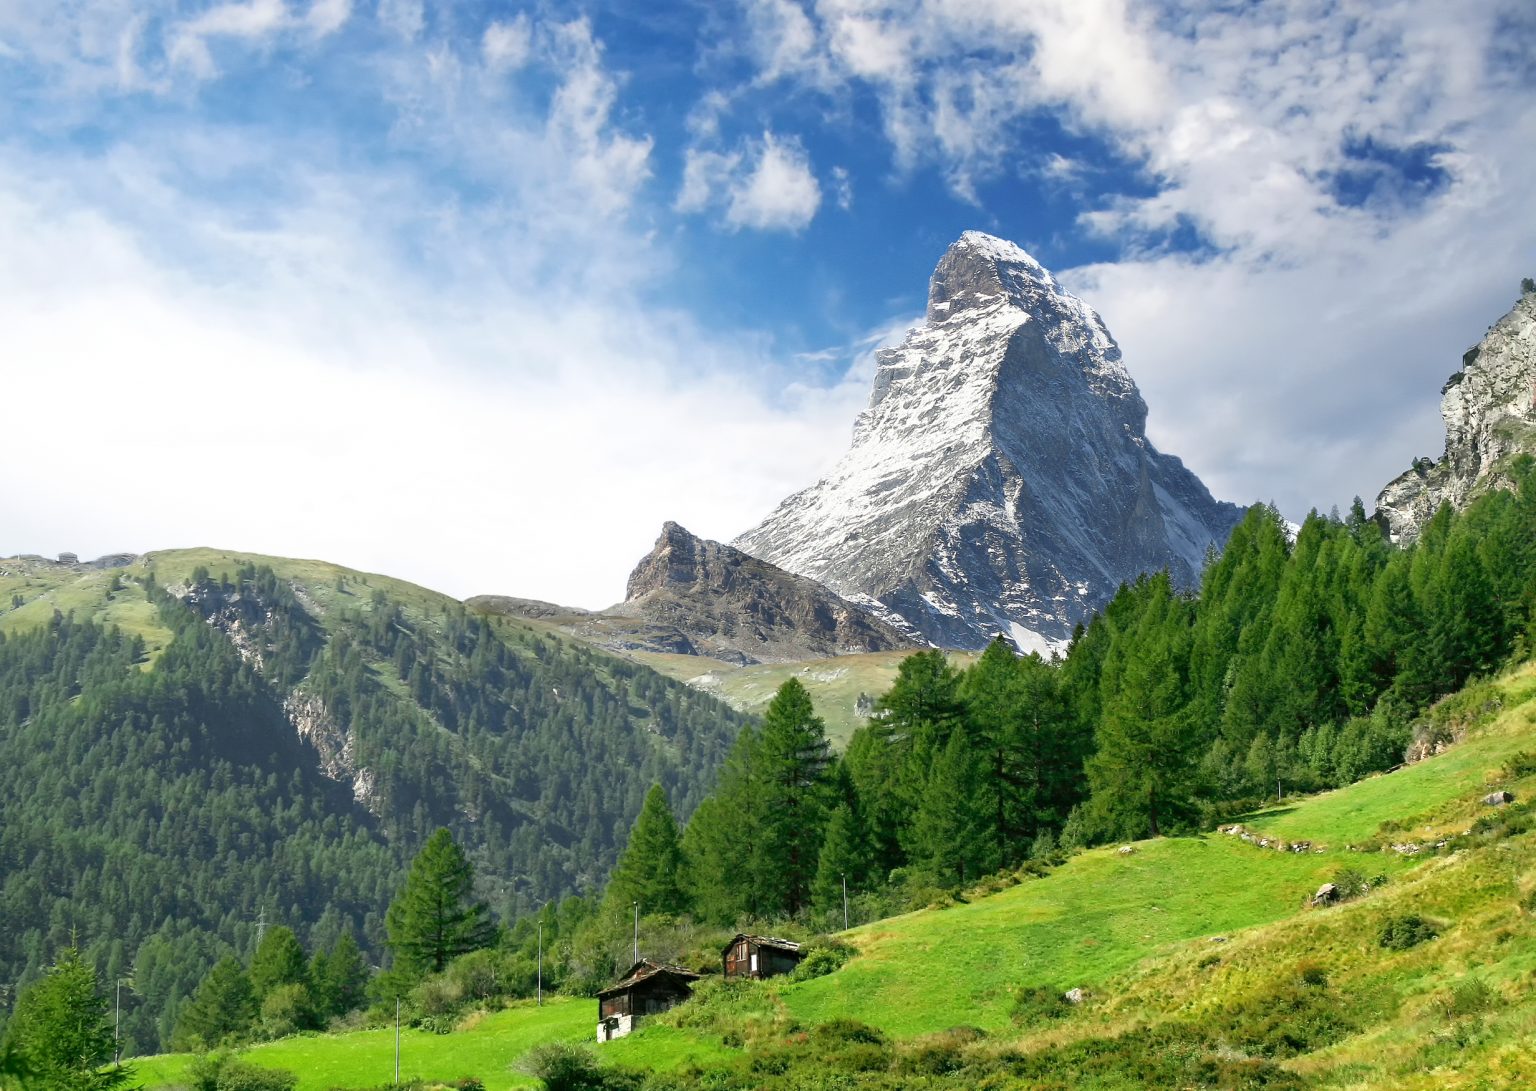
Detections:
1375,293,1536,542
607,522,917,664
734,231,1243,652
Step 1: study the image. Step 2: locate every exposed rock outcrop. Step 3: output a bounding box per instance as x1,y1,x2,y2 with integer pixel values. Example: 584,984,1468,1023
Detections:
1376,291,1536,542
606,522,918,664
735,231,1243,651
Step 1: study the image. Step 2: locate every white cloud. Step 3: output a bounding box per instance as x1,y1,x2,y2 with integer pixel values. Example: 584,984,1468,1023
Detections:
306,0,352,37
376,0,423,41
830,164,852,210
677,131,822,232
168,0,290,78
482,14,531,71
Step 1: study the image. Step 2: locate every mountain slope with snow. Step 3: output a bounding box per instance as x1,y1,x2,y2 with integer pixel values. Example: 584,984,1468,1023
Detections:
735,231,1243,651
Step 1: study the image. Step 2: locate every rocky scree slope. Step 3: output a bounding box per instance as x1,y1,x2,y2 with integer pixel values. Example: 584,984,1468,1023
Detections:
1376,289,1536,542
735,231,1243,652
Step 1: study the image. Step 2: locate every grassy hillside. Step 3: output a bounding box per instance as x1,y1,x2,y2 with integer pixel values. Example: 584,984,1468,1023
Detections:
628,649,978,748
0,549,751,1056
127,659,1536,1088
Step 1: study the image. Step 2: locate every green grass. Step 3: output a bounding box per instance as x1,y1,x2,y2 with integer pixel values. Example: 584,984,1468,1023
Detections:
130,999,729,1090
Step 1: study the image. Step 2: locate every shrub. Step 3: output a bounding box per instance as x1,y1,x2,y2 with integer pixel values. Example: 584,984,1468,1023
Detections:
517,1043,611,1091
1331,867,1369,901
788,939,855,982
892,1026,986,1075
1438,977,1495,1019
1502,750,1536,778
1378,914,1438,951
810,1018,886,1047
187,1052,299,1091
1215,977,1357,1058
1010,985,1073,1024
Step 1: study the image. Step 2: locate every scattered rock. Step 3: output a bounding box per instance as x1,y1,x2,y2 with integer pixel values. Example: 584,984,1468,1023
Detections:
1289,841,1312,853
1118,845,1136,856
1209,936,1228,944
1484,790,1515,806
1064,988,1087,1005
1312,883,1339,907
1391,843,1423,856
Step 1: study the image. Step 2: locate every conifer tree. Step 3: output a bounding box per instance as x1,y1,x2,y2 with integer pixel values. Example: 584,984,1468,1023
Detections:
172,954,256,1050
1,947,132,1091
605,783,689,917
909,729,990,886
811,802,866,916
310,932,369,1021
386,828,495,977
249,926,308,1001
752,679,834,916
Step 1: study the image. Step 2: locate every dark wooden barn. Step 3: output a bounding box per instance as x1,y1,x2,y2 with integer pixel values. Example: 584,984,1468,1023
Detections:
596,959,701,1042
721,934,804,980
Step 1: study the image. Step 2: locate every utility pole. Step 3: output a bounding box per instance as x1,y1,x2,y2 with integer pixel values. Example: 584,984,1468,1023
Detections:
115,979,122,1065
254,907,267,951
394,998,400,1085
842,874,849,932
537,919,544,1007
632,902,639,964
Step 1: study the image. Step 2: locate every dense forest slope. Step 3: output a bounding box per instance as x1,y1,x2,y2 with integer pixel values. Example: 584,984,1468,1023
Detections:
133,657,1536,1089
0,549,751,1054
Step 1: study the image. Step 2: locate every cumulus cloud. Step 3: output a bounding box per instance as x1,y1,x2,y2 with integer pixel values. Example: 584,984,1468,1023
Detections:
482,14,531,71
677,131,822,232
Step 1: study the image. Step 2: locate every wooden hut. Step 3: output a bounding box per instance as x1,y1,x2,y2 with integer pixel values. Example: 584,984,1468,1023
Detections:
721,934,804,981
596,959,701,1042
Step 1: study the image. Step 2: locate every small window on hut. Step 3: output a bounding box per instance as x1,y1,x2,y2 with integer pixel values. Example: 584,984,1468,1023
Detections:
750,952,758,973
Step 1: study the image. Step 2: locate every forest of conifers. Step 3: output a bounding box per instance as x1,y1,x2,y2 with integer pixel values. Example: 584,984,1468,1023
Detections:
1,460,1534,1058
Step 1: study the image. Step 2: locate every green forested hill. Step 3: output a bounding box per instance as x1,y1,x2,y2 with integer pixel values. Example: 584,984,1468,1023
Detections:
0,549,751,1054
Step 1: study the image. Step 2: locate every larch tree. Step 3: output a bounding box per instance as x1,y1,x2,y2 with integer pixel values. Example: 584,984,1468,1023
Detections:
386,827,495,977
605,783,689,917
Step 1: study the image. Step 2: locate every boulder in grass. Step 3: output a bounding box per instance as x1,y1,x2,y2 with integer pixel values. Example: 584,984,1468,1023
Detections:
1311,883,1338,907
1118,845,1135,856
1484,790,1515,806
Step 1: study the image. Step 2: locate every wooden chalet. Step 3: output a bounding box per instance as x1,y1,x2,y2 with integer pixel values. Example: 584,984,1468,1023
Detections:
721,934,804,981
596,959,700,1042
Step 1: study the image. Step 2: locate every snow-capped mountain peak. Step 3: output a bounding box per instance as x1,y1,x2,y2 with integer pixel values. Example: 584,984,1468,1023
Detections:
734,231,1242,651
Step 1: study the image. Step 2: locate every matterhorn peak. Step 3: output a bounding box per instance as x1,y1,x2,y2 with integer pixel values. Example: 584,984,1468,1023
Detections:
926,230,1055,321
735,232,1242,652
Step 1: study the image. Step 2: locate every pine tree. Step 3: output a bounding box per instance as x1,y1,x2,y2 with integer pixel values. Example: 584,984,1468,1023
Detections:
386,828,495,977
752,679,834,916
310,932,369,1021
909,729,989,886
172,954,256,1050
811,802,867,915
1,947,133,1091
249,926,308,1001
605,783,689,917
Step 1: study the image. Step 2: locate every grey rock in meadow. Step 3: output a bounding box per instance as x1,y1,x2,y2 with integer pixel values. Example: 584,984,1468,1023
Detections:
1376,291,1536,541
735,231,1243,652
1484,790,1515,806
1312,883,1339,907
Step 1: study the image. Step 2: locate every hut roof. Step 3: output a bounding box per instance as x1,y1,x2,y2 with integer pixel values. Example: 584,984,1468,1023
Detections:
721,933,804,956
597,959,701,998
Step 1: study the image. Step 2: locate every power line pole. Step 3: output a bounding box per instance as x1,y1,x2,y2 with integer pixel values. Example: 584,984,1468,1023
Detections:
394,998,401,1085
842,874,849,932
632,902,639,964
537,919,544,1007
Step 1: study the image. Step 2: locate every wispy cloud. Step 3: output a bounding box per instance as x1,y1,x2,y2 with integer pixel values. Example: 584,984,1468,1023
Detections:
677,130,822,232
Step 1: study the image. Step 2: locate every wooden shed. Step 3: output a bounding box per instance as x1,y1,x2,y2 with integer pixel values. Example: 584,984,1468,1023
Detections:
596,959,701,1042
721,934,804,981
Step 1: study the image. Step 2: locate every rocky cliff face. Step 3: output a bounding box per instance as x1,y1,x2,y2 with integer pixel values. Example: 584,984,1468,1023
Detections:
607,522,917,663
735,231,1244,652
1375,291,1536,542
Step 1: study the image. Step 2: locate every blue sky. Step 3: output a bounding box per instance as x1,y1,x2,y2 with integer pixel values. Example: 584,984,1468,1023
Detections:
2,0,1534,606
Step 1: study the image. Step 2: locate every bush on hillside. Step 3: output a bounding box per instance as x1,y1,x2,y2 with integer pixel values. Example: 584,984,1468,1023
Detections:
186,1052,298,1091
1378,914,1438,951
517,1043,642,1091
1010,985,1073,1025
788,938,856,982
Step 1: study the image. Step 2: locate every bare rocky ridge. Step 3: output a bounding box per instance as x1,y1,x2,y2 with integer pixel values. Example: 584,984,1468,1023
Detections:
734,231,1243,652
1375,291,1536,542
604,522,917,664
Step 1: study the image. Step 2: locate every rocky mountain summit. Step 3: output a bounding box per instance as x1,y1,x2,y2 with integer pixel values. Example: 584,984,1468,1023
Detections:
735,231,1243,651
605,522,916,664
1375,289,1536,542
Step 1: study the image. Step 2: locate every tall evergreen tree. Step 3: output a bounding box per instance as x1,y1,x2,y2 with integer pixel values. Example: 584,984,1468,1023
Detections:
309,932,368,1022
752,679,834,916
605,784,688,917
909,729,990,886
1,947,133,1091
172,955,256,1050
811,802,867,917
385,828,495,977
249,926,308,1001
